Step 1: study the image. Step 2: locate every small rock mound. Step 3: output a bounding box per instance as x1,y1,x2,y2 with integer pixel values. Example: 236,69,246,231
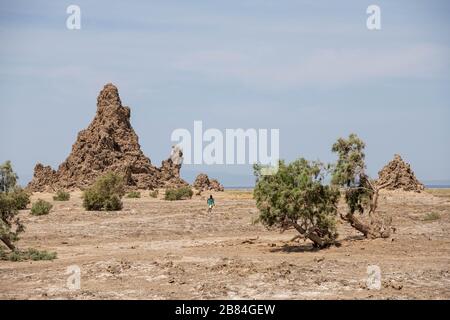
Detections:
377,154,424,192
28,83,187,191
193,173,224,192
209,179,224,192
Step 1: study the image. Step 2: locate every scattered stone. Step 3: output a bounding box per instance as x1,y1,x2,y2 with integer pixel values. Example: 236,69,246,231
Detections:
377,154,424,192
339,279,350,286
314,257,325,263
383,280,403,290
241,237,259,244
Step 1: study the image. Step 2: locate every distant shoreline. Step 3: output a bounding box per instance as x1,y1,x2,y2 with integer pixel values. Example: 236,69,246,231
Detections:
225,185,450,190
17,182,450,190
424,185,450,189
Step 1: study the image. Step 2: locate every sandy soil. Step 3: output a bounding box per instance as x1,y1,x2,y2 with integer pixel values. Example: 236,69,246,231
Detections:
0,189,449,300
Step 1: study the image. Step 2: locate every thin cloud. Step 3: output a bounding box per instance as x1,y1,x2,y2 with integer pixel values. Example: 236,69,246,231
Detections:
173,44,448,89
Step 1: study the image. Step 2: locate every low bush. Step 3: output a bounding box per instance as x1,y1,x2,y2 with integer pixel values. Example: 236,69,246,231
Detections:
179,186,193,199
126,191,141,198
53,190,70,201
149,190,159,198
423,212,440,221
30,199,52,216
164,186,193,201
0,247,57,261
83,172,125,211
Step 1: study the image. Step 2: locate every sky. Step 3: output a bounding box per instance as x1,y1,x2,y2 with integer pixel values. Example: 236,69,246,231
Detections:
0,0,449,187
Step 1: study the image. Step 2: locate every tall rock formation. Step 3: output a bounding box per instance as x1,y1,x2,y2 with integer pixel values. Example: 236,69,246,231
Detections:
28,83,187,191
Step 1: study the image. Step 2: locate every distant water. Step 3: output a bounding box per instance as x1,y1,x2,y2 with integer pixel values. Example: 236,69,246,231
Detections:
425,185,450,189
225,186,254,190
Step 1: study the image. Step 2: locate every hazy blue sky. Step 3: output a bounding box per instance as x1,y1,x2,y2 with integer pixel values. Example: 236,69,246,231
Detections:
1,0,449,187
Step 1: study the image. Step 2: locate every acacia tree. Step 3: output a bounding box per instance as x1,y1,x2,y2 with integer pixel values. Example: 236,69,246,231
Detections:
331,134,391,239
0,193,25,251
0,161,25,251
254,159,340,248
0,162,55,262
0,161,18,193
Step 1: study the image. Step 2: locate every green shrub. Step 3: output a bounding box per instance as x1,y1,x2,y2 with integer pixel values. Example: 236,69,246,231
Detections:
423,212,440,221
126,191,141,198
164,186,193,201
10,187,31,209
82,172,125,211
0,247,57,261
164,190,178,201
103,195,123,211
31,199,52,216
149,190,159,198
179,186,193,199
53,190,70,201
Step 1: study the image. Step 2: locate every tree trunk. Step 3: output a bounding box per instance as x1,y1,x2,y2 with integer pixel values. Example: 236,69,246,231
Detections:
342,212,390,239
290,222,330,248
342,212,372,238
369,188,379,215
0,236,16,251
343,180,391,239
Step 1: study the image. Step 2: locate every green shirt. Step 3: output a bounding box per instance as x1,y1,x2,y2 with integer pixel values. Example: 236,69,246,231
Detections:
207,198,215,206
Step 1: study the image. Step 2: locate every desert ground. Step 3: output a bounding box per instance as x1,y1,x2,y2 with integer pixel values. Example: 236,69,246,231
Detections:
0,189,449,300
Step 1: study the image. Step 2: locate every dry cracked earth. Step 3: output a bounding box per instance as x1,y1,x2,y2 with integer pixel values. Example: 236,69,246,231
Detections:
1,189,449,300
